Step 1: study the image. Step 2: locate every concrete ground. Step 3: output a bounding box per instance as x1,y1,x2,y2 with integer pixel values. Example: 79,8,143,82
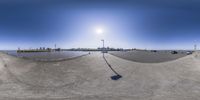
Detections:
109,50,187,63
0,51,200,100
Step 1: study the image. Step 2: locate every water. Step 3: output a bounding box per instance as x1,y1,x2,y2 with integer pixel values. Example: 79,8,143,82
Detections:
6,50,89,61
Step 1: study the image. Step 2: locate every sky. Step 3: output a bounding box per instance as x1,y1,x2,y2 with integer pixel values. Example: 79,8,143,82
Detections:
0,0,200,50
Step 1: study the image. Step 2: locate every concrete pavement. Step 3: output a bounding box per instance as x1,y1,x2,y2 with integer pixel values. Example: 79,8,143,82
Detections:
0,52,200,100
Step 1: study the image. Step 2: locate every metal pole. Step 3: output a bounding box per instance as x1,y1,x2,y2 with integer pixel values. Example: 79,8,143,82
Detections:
101,40,104,50
55,44,56,52
101,39,104,56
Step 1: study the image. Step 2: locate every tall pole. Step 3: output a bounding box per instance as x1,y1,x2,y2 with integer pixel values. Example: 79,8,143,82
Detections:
101,39,104,56
55,44,56,51
194,39,197,51
194,44,197,51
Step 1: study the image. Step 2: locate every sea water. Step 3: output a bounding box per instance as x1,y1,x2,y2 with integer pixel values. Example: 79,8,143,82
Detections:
5,50,88,60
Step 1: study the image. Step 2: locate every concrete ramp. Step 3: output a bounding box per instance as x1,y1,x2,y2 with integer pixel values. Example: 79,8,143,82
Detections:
0,52,200,100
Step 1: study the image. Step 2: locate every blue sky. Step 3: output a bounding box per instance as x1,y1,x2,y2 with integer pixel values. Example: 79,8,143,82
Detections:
0,0,200,50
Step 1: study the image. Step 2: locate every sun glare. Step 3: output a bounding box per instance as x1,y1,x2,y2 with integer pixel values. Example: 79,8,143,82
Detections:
96,28,103,35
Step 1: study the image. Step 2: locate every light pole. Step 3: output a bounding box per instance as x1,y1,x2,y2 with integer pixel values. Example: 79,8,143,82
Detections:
54,44,56,52
101,39,104,56
194,44,197,51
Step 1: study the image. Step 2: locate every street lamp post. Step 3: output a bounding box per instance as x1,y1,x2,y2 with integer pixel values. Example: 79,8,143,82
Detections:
194,44,197,51
101,39,104,56
54,44,56,52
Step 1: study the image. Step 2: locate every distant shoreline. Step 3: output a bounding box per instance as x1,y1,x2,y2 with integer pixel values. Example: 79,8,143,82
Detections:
0,49,195,53
17,50,51,53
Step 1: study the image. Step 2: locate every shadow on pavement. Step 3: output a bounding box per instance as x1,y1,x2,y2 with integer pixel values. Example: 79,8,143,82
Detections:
103,54,122,80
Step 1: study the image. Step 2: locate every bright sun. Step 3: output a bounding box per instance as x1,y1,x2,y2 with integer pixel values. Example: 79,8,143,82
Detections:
96,28,103,34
